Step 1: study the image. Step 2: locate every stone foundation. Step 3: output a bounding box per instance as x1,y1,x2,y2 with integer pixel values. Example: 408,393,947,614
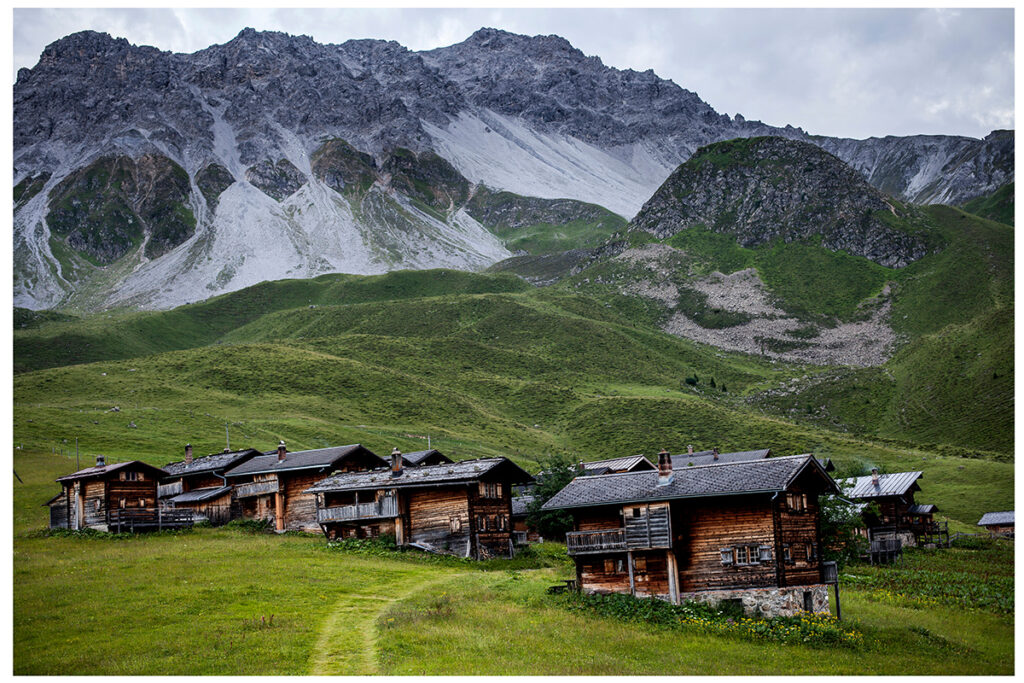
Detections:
678,584,830,618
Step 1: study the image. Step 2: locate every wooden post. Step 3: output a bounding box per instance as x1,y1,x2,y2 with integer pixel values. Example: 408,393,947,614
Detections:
666,551,679,605
275,489,285,532
627,550,636,596
834,582,842,621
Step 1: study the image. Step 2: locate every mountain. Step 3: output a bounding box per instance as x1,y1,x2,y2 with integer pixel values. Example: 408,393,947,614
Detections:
14,27,1013,310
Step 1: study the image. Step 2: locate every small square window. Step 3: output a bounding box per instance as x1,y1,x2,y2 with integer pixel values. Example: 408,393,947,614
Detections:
632,508,641,518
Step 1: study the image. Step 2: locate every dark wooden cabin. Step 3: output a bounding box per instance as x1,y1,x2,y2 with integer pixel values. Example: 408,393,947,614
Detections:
305,452,534,558
543,451,839,617
977,511,1014,537
401,449,453,467
45,456,190,532
842,469,941,545
511,493,542,544
224,442,385,532
159,444,261,525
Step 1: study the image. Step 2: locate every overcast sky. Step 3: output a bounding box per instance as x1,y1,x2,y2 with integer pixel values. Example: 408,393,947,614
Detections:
12,7,1014,140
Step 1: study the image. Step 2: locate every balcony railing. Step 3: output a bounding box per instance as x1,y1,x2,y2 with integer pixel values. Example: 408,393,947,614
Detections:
107,507,195,532
234,480,279,498
158,481,183,498
317,496,398,524
566,528,627,554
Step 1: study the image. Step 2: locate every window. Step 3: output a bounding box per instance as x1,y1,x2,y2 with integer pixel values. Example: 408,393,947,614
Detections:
616,558,625,573
94,500,101,513
720,547,734,565
783,544,793,563
120,471,141,481
632,507,642,518
634,556,647,572
449,516,462,533
478,482,501,498
725,545,773,566
604,558,615,573
806,543,817,562
786,493,807,512
476,514,486,530
758,545,773,562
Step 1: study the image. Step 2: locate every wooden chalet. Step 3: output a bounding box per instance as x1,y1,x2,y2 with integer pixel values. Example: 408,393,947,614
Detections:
543,450,840,617
45,455,193,532
401,449,453,467
977,511,1014,537
511,493,542,544
305,451,534,558
224,442,385,532
842,469,944,546
159,444,261,525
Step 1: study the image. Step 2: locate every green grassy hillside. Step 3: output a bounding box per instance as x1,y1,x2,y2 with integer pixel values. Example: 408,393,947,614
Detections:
961,182,1014,226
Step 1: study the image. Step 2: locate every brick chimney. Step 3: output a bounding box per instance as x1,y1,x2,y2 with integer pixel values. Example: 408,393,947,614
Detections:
277,441,287,462
657,448,673,486
712,447,719,461
95,454,105,468
184,443,193,465
391,447,403,476
687,444,694,454
871,468,879,487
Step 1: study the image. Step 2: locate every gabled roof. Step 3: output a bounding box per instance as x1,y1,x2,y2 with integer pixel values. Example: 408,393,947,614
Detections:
305,457,534,494
224,444,384,477
402,449,452,466
907,503,938,515
56,460,167,483
842,471,922,499
671,449,771,468
542,454,838,511
978,511,1014,527
169,486,233,504
511,494,535,517
162,448,261,478
582,455,655,473
43,491,65,506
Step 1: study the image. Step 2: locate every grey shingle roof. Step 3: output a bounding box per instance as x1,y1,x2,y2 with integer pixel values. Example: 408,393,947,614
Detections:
582,455,655,472
225,444,384,477
511,495,535,516
907,503,937,515
671,449,771,468
403,449,452,466
978,511,1014,526
305,457,533,494
543,454,837,510
169,486,233,504
56,460,167,483
842,471,922,499
163,448,260,478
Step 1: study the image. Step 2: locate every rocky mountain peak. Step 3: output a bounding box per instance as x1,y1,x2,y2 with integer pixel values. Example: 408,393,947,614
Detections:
630,136,934,268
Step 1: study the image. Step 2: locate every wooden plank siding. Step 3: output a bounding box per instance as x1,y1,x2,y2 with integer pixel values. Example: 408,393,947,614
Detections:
407,486,472,554
468,479,514,557
775,472,824,587
675,496,777,592
281,472,328,532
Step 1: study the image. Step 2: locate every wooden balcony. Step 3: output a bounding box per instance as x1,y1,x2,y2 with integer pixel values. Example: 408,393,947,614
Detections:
234,480,279,498
158,481,183,498
566,528,627,554
566,507,673,556
317,496,398,524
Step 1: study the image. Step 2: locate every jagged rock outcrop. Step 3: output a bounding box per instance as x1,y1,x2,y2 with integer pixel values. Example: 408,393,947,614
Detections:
244,158,306,201
630,137,933,268
46,154,195,263
195,163,235,210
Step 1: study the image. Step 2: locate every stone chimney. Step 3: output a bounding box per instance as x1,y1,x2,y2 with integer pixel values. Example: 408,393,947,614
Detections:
95,454,105,468
657,448,673,486
871,468,879,486
223,447,231,453
687,444,694,454
391,447,403,476
184,443,193,465
712,447,719,461
277,441,287,462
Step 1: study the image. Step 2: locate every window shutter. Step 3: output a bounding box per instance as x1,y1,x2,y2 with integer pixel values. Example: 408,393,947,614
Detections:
720,547,734,565
758,545,773,562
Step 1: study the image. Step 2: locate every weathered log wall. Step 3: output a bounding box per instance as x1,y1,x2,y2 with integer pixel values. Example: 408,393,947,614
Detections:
408,486,471,553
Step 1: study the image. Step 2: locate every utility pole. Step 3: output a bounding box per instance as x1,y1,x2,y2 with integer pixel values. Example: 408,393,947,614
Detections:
225,423,230,451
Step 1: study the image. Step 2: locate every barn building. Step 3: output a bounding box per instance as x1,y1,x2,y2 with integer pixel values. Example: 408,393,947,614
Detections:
159,444,261,525
542,450,840,617
305,451,534,558
45,456,190,532
842,469,942,547
224,442,385,532
977,511,1014,537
